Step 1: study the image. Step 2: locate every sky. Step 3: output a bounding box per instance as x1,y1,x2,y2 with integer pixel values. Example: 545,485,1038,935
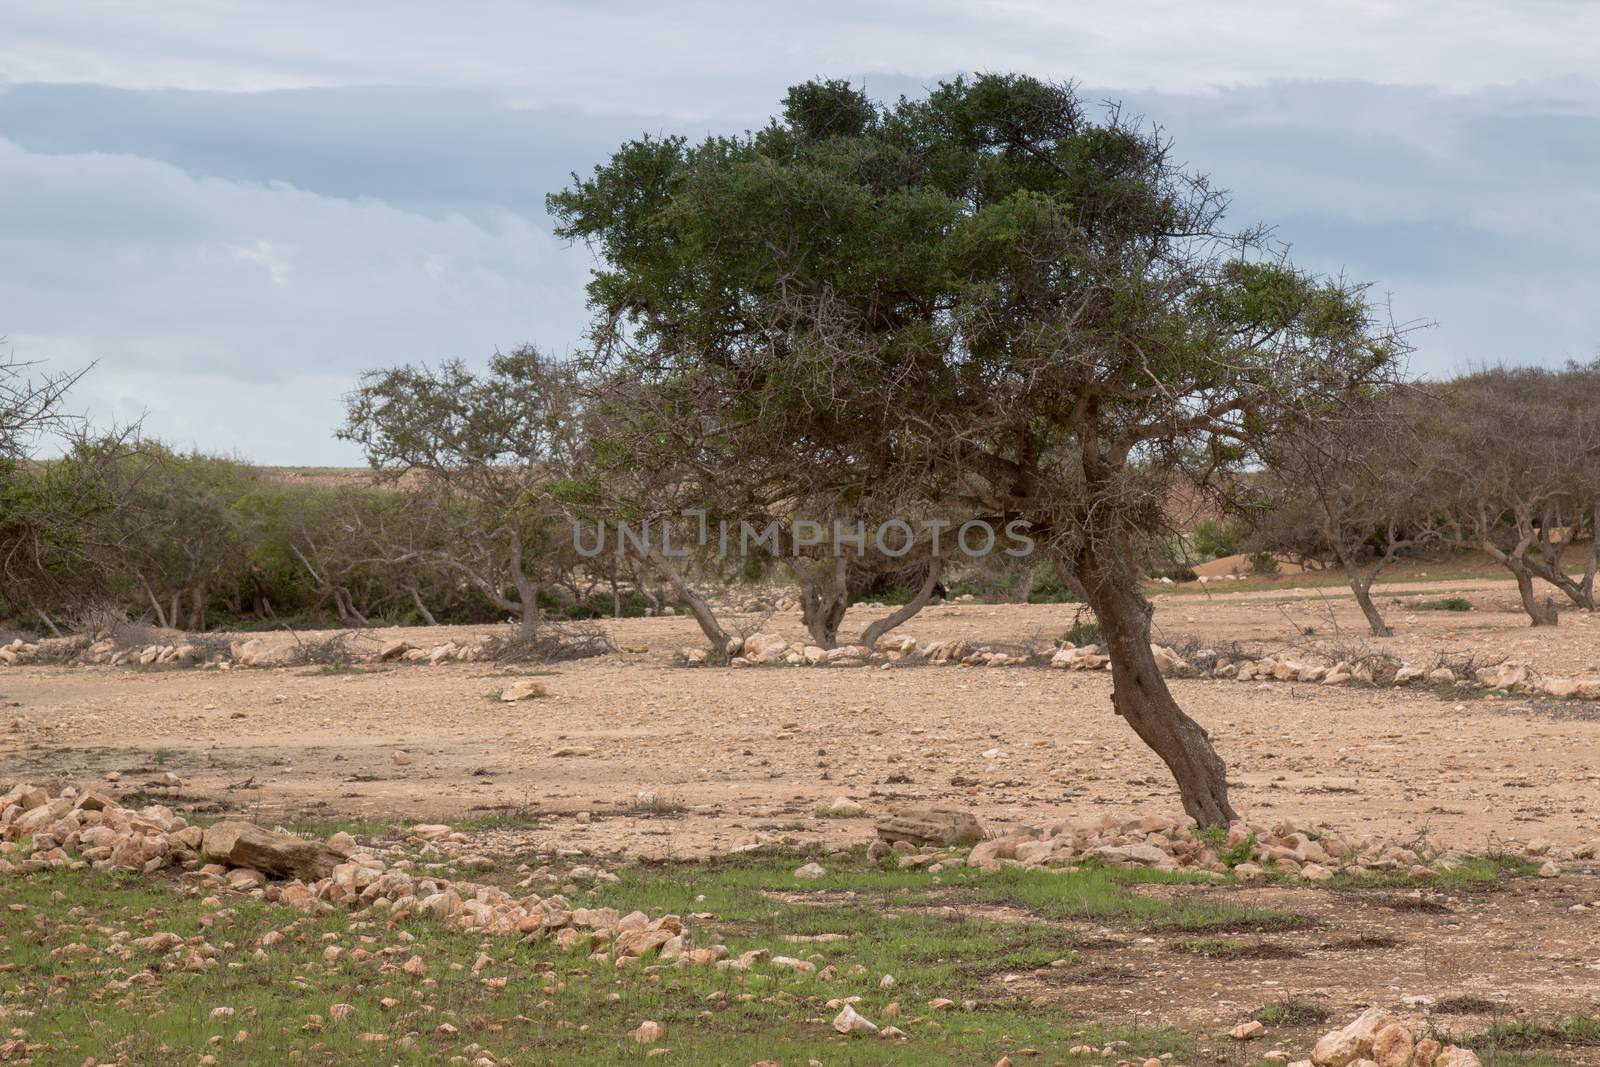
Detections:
2,2,1597,464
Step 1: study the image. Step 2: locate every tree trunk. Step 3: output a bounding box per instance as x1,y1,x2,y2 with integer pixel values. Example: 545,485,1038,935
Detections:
36,607,62,638
793,557,849,648
646,550,731,652
189,585,206,632
1342,561,1392,637
1582,502,1600,610
860,558,943,648
1076,546,1238,828
407,586,438,627
140,578,169,629
1513,565,1559,626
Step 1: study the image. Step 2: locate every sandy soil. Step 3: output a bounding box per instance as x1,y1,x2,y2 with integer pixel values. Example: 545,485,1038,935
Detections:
4,574,1598,862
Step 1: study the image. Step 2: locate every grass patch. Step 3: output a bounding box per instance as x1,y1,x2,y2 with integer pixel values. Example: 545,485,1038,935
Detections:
1464,1016,1600,1050
0,862,1201,1066
1254,999,1332,1026
451,805,547,832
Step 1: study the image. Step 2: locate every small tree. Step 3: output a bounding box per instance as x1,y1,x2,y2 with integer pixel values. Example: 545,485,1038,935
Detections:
1251,386,1435,636
339,347,585,635
551,75,1408,825
1427,365,1600,625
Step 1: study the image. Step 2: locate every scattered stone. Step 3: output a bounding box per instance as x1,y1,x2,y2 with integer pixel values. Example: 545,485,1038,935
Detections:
832,1004,878,1036
201,821,346,880
874,807,984,847
500,679,549,702
1232,1021,1266,1040
793,862,827,880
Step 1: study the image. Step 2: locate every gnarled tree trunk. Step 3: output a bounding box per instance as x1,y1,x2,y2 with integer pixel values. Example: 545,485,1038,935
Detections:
793,556,849,649
646,549,731,652
1513,565,1559,626
860,558,943,648
1076,541,1237,828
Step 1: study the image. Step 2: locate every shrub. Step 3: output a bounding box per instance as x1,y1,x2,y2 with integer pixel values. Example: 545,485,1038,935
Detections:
1190,519,1243,560
1247,550,1280,576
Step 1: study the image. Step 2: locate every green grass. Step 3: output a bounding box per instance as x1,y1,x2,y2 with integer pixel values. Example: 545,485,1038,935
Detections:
1253,999,1331,1026
1329,853,1537,890
0,858,1208,1066
1466,1016,1600,1050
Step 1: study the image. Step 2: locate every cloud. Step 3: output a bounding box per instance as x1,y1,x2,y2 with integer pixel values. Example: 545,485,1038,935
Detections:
5,2,1600,110
0,133,592,462
0,74,1595,462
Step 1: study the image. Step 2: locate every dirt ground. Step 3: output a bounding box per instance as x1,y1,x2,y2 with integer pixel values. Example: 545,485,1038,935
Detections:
5,571,1600,1052
4,573,1599,856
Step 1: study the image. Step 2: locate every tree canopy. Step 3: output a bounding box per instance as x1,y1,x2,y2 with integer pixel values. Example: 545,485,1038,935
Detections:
550,74,1409,825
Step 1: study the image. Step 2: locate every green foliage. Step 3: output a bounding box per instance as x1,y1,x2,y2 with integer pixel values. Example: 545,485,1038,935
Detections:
1196,825,1257,868
1189,519,1243,560
548,73,1406,578
1062,621,1102,646
1248,550,1281,576
1028,567,1081,604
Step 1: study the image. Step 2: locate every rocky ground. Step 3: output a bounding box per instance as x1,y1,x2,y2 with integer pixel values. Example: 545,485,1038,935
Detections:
3,573,1600,1062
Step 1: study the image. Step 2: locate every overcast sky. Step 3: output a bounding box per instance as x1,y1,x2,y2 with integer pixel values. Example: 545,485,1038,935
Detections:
3,2,1597,464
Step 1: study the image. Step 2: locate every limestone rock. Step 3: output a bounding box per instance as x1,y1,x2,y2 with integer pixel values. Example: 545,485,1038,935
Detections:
499,679,549,702
875,807,984,847
201,821,345,881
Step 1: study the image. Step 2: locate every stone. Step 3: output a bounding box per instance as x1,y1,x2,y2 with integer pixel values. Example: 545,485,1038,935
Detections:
832,1004,878,1036
392,751,412,766
1475,663,1528,690
500,679,549,702
632,1020,664,1044
201,821,345,881
793,862,826,880
379,639,411,661
1434,1048,1481,1067
874,807,984,847
1087,843,1176,869
1231,1021,1265,1040
1313,1008,1393,1067
225,867,266,890
1371,1023,1413,1067
826,796,863,817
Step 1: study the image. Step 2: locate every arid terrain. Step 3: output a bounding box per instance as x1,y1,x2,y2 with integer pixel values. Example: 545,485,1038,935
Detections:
5,570,1600,1065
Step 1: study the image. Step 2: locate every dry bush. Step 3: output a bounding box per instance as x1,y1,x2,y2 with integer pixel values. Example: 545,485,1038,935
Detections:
1428,649,1508,680
285,630,365,666
0,626,40,646
485,618,615,664
731,608,776,644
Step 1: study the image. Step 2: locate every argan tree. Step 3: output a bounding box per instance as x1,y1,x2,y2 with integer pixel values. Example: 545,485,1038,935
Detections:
1428,364,1600,623
1250,386,1435,637
340,346,586,635
550,75,1406,825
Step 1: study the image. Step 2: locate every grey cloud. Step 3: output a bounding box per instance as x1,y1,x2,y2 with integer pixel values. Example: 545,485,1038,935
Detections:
0,75,1595,462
